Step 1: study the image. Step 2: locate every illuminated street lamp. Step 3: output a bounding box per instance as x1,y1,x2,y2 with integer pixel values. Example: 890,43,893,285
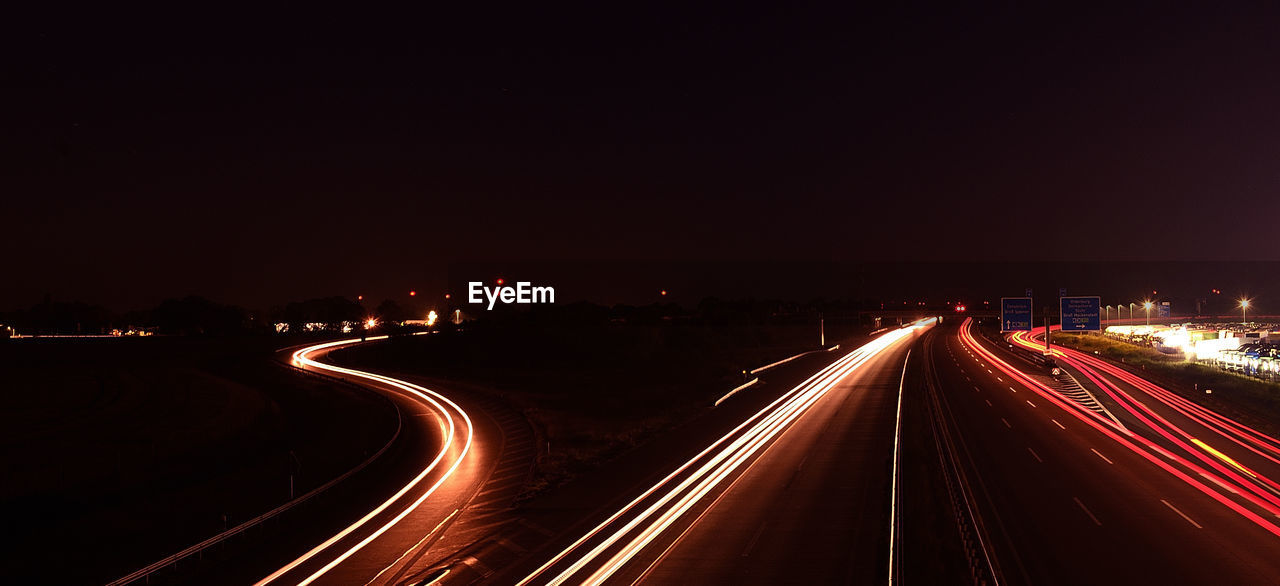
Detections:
1105,305,1112,323
1241,298,1251,325
1143,301,1153,327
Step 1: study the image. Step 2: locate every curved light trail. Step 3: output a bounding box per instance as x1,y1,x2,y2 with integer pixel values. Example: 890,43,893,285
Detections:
255,335,475,586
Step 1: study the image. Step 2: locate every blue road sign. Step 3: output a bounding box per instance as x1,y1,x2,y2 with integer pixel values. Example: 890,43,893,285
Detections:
1002,297,1033,332
1061,296,1102,331
1157,301,1171,318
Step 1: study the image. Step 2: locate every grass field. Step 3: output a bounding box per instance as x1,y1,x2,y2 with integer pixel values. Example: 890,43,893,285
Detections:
332,320,861,496
0,336,396,583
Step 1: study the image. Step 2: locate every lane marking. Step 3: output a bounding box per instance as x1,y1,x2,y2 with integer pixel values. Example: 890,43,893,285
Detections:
1091,449,1113,465
363,509,460,585
1001,418,1012,429
1052,419,1066,430
1028,447,1043,463
1074,497,1103,526
1026,400,1036,408
973,386,982,393
985,399,993,407
1008,386,1018,394
887,350,911,586
1161,499,1203,529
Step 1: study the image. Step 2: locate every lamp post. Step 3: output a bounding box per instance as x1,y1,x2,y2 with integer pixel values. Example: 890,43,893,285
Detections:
1241,299,1251,325
1143,301,1153,327
1105,305,1112,323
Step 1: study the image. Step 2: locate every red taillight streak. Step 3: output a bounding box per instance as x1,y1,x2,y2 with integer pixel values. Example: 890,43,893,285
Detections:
961,319,1280,537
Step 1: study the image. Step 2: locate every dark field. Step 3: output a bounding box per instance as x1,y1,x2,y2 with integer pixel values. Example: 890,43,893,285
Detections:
332,320,863,496
0,337,396,584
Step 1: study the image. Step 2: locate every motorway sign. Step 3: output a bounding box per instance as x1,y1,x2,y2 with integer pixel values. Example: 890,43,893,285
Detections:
1001,297,1033,332
1158,301,1171,318
1060,296,1102,331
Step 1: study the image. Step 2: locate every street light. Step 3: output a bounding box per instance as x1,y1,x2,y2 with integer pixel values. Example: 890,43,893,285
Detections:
1143,301,1153,327
1241,298,1251,325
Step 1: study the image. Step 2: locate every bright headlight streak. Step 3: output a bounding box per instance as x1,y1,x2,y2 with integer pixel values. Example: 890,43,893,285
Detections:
256,337,475,586
530,319,935,586
515,338,879,586
546,345,879,585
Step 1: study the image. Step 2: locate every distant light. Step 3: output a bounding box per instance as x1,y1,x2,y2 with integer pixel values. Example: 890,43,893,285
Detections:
1144,301,1154,310
409,290,417,296
1241,299,1251,309
660,290,667,296
426,310,438,327
357,295,363,301
496,278,505,286
444,293,451,300
366,318,377,329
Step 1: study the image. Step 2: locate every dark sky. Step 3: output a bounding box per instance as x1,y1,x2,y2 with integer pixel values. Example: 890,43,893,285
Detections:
8,4,1280,311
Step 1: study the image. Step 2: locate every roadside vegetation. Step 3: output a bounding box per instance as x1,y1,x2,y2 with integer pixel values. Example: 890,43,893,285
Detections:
0,337,396,583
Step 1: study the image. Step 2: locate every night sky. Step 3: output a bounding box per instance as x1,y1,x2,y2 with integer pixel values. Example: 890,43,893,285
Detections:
8,4,1280,311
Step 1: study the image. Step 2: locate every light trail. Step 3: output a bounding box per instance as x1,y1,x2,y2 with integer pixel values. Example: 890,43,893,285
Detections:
961,320,1280,537
255,336,475,586
1009,327,1280,499
520,318,937,585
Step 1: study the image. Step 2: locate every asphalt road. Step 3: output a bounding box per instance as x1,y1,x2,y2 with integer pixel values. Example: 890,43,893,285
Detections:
936,320,1280,584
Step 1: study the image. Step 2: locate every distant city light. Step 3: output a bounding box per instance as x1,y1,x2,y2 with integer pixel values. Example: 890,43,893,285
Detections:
426,310,438,327
366,318,377,329
357,295,363,301
409,290,416,296
444,293,451,300
660,290,667,296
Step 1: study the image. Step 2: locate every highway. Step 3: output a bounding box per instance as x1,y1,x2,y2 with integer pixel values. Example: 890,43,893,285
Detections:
508,319,938,585
937,319,1280,584
104,319,1280,585
492,316,1280,586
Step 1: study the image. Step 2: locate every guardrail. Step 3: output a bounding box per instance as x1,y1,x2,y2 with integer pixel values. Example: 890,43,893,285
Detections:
108,359,404,585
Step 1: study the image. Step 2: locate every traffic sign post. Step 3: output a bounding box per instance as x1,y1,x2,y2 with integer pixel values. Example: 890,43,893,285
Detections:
1001,297,1033,332
1060,296,1102,331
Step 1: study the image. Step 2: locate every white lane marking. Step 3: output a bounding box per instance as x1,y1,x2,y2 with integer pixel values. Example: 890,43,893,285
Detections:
1008,386,1017,394
1052,419,1066,430
888,350,911,586
1161,499,1203,529
1091,449,1114,465
1001,418,1012,429
363,509,460,585
1026,400,1036,408
996,377,1003,382
1074,497,1103,526
985,399,993,407
973,386,982,393
1028,447,1044,463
